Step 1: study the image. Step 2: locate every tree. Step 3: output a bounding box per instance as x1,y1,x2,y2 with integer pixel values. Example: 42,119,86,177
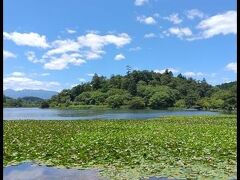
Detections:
75,92,92,105
174,99,186,108
128,97,145,109
106,95,124,109
185,91,199,108
47,69,236,111
90,91,107,105
149,91,174,109
91,73,101,90
40,101,49,108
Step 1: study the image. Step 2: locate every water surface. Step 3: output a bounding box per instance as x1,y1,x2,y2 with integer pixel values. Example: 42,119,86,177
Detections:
3,108,219,120
4,163,105,180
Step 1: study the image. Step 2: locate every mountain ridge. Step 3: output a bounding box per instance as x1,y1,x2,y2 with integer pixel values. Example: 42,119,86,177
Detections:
4,89,58,99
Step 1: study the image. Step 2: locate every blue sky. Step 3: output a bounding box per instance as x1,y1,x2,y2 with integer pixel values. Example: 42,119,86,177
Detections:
3,0,237,92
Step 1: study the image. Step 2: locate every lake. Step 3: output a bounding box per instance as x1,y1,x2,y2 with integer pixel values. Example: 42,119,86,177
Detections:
3,108,219,120
3,162,185,180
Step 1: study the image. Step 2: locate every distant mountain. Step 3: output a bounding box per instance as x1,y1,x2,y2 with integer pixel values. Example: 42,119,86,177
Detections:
4,89,58,99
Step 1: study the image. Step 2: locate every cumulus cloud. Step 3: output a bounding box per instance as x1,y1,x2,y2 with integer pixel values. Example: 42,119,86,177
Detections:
46,39,80,56
137,16,157,25
164,13,182,24
3,50,16,59
3,32,50,48
21,32,131,70
6,31,131,70
144,33,157,38
44,53,86,70
76,33,131,60
168,27,192,38
78,33,131,50
4,72,60,91
197,10,236,39
135,0,148,6
84,50,104,60
183,71,204,78
25,51,45,63
114,54,125,61
225,62,237,73
154,68,179,74
186,9,205,20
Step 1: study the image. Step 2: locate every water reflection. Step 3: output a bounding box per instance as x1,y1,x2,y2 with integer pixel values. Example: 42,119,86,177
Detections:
3,108,219,120
4,163,106,180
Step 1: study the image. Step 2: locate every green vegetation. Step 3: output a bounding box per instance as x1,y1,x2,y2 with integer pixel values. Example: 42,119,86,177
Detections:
4,115,236,179
48,69,237,112
3,96,44,107
40,101,50,108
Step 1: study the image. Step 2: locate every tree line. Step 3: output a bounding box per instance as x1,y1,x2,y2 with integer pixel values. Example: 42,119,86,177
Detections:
47,69,236,112
3,96,44,107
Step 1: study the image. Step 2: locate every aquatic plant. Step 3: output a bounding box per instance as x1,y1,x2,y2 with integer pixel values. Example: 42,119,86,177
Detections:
3,115,236,179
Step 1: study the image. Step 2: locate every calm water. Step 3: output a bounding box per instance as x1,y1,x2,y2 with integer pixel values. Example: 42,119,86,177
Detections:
4,163,105,180
3,108,219,120
3,162,186,180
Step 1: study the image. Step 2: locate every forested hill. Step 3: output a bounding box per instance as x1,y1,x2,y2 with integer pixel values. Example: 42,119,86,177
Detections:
3,96,44,107
48,70,237,111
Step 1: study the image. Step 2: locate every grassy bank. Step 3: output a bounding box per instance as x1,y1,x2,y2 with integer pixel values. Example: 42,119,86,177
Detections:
4,115,236,179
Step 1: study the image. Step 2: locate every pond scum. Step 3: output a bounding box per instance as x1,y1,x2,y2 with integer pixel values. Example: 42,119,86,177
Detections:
4,115,236,179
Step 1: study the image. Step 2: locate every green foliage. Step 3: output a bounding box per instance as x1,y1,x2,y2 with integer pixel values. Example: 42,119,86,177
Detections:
149,91,174,109
106,95,124,108
4,115,237,179
75,92,92,105
48,70,236,111
174,99,186,108
40,101,50,108
128,97,145,109
3,96,44,107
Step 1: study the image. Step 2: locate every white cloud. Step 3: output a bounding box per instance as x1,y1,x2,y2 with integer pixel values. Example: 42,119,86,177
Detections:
197,10,236,39
87,73,95,77
44,53,86,70
3,32,49,48
84,50,105,60
144,33,156,38
164,13,182,24
114,54,125,61
66,28,76,34
186,9,205,20
3,50,16,59
135,0,148,6
11,72,25,77
47,39,80,56
17,32,131,70
225,62,237,73
76,33,131,60
183,71,204,78
129,46,141,51
79,78,86,82
78,33,131,50
4,72,60,91
168,27,192,38
25,51,45,63
137,16,157,25
154,68,179,74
